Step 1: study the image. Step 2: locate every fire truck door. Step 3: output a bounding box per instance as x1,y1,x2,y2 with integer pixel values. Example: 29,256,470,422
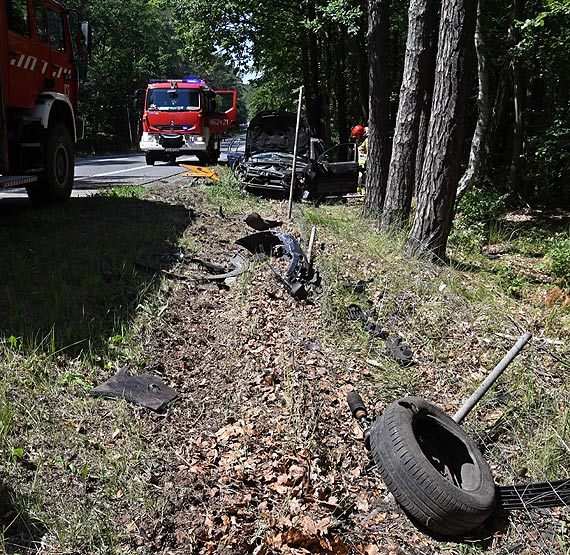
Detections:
46,4,75,105
6,0,56,108
208,91,237,136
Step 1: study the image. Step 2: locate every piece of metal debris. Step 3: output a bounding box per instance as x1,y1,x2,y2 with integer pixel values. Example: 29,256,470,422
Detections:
245,212,283,231
202,253,249,282
89,366,178,411
496,478,570,510
236,231,320,300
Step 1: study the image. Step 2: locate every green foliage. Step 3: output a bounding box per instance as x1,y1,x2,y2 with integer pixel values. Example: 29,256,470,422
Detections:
546,233,570,288
456,186,509,225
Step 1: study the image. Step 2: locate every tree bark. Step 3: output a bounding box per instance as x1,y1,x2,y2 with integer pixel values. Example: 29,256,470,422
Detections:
364,0,391,218
381,0,437,230
405,0,478,262
509,0,526,196
455,3,490,205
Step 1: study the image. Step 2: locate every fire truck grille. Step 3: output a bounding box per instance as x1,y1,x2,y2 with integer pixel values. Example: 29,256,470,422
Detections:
159,134,184,148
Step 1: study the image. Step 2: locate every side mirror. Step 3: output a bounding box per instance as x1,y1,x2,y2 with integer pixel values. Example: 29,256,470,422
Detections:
80,21,91,55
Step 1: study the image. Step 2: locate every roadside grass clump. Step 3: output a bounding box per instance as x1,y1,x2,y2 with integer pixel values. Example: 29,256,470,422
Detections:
545,233,570,289
201,166,264,216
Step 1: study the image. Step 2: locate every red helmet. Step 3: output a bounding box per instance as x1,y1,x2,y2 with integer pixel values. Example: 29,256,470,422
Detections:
351,124,366,140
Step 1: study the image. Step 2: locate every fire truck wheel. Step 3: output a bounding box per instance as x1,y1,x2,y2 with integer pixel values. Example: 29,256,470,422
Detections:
145,153,156,166
27,123,74,205
369,396,496,536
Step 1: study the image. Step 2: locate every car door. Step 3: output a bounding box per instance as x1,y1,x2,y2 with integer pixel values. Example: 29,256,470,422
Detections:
313,142,360,195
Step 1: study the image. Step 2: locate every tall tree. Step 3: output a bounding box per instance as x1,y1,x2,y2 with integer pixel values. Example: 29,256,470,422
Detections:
364,0,391,218
456,3,490,205
381,0,437,230
405,0,478,261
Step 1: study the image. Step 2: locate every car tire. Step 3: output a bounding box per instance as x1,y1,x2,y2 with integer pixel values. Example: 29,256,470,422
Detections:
369,396,496,536
27,123,74,205
145,152,156,166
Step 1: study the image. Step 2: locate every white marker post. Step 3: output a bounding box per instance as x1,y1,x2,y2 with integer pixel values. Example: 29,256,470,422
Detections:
288,86,304,220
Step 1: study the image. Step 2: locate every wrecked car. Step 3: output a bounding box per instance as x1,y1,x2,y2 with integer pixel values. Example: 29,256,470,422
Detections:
233,110,360,199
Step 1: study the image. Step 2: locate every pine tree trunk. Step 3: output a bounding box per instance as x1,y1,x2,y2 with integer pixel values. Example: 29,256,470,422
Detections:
405,0,478,262
456,3,490,205
381,0,437,230
364,0,391,218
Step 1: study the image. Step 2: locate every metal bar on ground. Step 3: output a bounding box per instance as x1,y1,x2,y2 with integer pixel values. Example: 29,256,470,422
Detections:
287,86,304,220
453,331,532,424
307,225,316,264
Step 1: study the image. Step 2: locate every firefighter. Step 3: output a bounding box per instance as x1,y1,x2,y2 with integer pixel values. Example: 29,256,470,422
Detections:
351,124,368,167
351,124,368,192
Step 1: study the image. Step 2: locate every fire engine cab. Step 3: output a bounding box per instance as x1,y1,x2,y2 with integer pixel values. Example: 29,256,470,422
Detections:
138,79,237,166
0,0,89,203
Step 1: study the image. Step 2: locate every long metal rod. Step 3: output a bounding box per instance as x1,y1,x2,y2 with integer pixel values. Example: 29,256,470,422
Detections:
288,86,304,219
453,331,532,424
306,225,317,264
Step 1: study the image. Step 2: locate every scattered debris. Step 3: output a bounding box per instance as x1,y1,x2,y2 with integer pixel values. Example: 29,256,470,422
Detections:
245,212,283,231
201,253,249,283
237,231,320,300
496,478,570,510
346,304,388,339
384,336,413,365
89,366,178,411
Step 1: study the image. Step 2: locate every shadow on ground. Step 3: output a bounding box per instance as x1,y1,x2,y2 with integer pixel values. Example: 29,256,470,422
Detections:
0,194,191,355
0,482,46,554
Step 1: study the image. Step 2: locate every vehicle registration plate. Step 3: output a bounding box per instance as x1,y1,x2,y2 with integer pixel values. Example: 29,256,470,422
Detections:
164,148,178,152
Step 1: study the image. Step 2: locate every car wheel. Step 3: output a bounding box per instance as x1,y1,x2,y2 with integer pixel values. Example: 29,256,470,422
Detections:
27,123,74,205
145,152,156,166
369,396,496,536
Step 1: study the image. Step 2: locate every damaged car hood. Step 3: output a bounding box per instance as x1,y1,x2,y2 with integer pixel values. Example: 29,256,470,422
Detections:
246,110,310,158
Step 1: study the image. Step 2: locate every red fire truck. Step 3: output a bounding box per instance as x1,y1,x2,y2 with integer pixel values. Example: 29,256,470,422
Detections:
138,79,237,166
0,0,89,203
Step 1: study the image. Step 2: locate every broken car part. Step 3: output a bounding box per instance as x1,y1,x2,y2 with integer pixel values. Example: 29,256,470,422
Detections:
200,253,249,282
347,390,371,450
346,304,388,339
89,366,178,411
370,396,497,536
245,212,283,231
496,478,570,510
453,331,532,424
236,231,320,300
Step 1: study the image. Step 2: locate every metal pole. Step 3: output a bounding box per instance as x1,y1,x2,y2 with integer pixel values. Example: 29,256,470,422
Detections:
288,86,304,220
307,225,317,264
453,331,532,424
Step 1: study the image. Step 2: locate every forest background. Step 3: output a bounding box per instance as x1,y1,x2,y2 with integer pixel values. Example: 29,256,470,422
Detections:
66,0,569,262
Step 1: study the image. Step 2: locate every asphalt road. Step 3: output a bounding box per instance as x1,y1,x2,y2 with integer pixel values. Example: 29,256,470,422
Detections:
0,134,246,207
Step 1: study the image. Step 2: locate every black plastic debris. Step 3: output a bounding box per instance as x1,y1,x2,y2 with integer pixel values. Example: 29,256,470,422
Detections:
346,304,388,339
245,212,283,231
385,336,414,365
89,366,178,411
497,478,570,510
237,231,320,300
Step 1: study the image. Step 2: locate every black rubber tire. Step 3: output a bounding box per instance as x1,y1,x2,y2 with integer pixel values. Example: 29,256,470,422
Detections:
145,152,156,166
27,123,74,205
369,396,496,536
